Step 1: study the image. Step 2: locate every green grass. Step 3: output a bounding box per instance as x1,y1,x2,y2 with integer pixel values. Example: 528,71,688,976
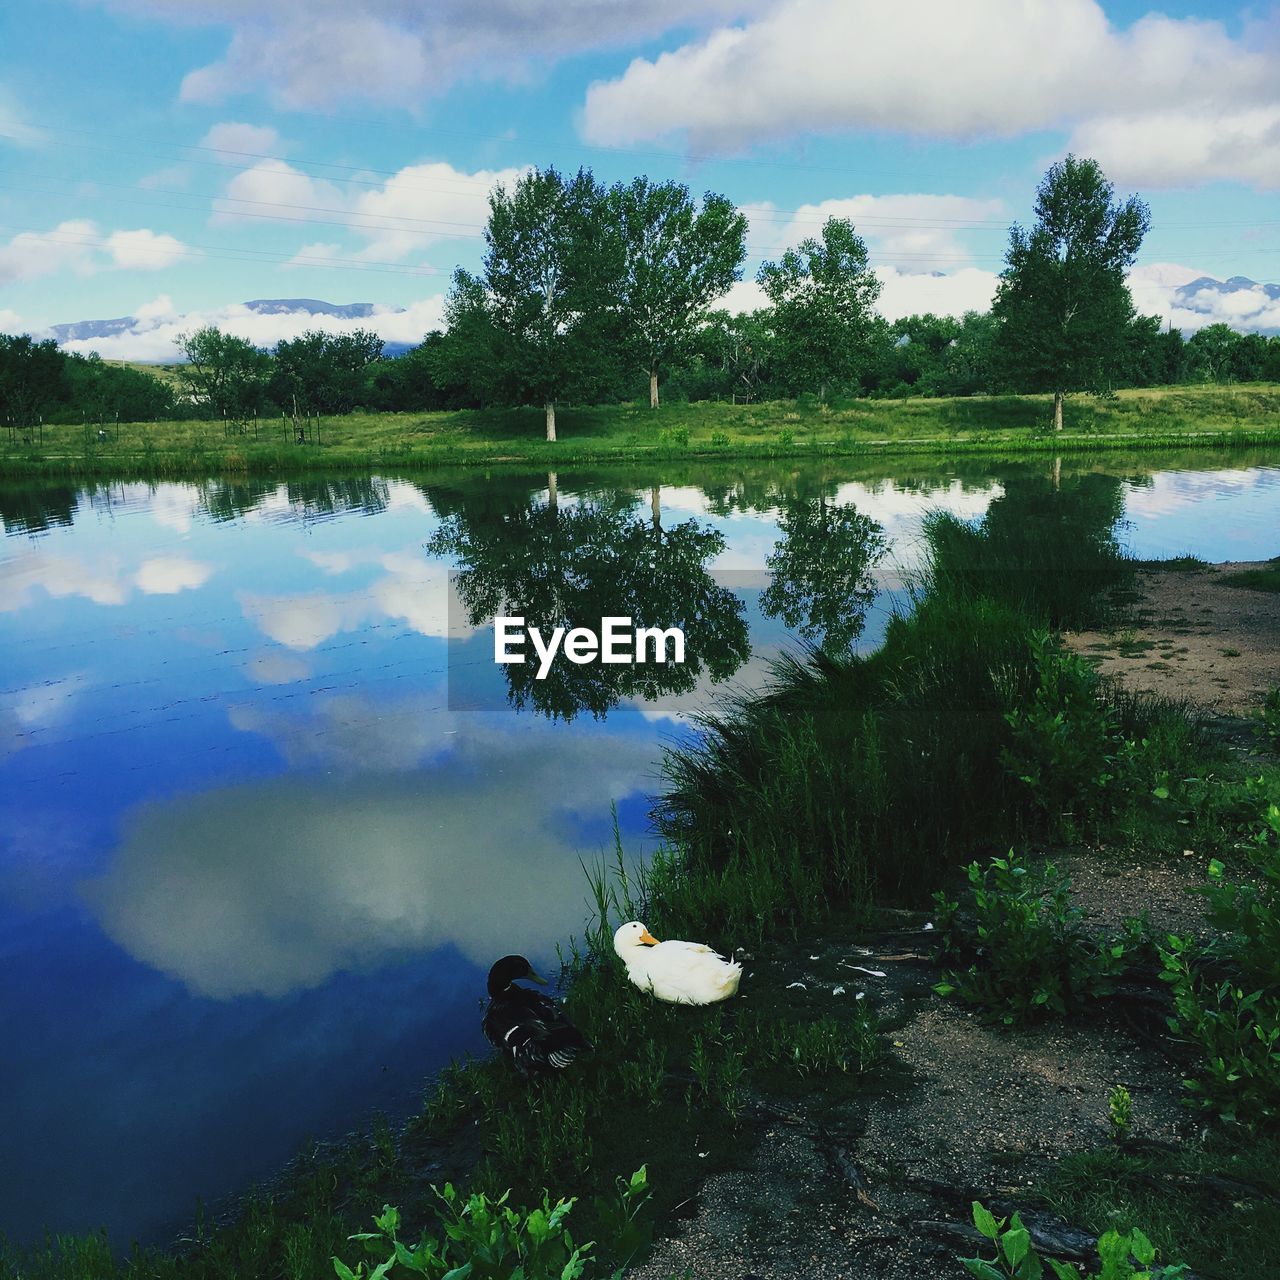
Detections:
1034,1135,1280,1280
1222,558,1280,593
3,383,1279,479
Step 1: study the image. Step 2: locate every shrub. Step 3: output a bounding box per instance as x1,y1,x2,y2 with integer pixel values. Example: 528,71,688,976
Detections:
1257,686,1280,752
934,852,1129,1025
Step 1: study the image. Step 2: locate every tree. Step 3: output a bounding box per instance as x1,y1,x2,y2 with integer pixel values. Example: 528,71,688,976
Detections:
1186,323,1240,382
0,334,68,428
991,155,1150,430
443,167,622,441
607,178,747,408
273,329,383,415
176,327,272,423
757,217,882,401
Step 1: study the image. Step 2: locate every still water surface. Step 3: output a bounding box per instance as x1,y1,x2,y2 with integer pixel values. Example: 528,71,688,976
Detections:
1,455,1277,1246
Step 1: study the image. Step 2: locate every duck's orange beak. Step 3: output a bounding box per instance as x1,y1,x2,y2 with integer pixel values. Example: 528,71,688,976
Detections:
639,929,660,945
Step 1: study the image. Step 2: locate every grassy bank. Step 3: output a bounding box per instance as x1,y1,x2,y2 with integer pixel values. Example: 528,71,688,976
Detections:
3,481,1278,1279
2,383,1279,480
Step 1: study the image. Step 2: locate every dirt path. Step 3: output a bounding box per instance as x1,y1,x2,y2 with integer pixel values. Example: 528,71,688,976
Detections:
1067,561,1279,718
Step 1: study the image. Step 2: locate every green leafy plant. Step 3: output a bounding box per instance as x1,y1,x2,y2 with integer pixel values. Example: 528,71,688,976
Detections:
1159,794,1280,1126
1001,633,1128,833
934,852,1127,1025
1108,1085,1132,1140
962,1202,1187,1279
332,1166,650,1280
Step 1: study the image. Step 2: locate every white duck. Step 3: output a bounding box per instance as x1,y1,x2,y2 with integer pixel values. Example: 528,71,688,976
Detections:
613,921,742,1005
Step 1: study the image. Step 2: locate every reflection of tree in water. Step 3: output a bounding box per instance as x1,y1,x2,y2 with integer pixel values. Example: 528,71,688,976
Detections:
760,496,887,650
195,475,391,524
428,489,750,721
925,466,1133,627
0,485,78,535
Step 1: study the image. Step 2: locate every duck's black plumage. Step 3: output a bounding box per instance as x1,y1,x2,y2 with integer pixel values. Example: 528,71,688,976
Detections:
482,955,592,1076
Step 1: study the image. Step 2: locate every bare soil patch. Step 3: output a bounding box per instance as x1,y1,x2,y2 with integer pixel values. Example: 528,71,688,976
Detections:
1067,561,1280,718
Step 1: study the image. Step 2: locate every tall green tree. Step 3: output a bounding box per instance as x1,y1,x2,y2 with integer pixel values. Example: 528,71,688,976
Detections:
991,155,1150,430
442,167,621,441
176,326,272,422
757,217,882,401
607,178,747,408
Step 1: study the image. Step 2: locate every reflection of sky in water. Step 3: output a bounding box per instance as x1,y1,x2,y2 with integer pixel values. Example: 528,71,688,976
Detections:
1,460,1278,1248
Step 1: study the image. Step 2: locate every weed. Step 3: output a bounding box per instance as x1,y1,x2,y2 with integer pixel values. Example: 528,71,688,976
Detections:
933,852,1130,1026
961,1201,1187,1279
1108,1086,1133,1141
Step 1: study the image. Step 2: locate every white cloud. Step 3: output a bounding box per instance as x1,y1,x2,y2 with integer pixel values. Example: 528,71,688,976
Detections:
874,266,998,322
581,0,1274,155
747,193,1006,267
138,164,191,191
0,220,99,286
213,158,345,226
0,222,190,286
199,121,283,156
98,1,768,110
106,228,189,270
0,308,21,332
348,161,526,261
1068,106,1280,190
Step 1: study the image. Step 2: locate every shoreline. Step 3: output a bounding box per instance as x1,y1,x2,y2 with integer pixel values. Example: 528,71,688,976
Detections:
2,386,1278,482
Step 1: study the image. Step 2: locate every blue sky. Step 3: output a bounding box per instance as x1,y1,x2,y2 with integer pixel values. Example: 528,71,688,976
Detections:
1,0,1279,356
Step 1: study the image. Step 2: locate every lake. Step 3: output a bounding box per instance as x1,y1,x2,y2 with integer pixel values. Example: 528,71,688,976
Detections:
1,452,1277,1248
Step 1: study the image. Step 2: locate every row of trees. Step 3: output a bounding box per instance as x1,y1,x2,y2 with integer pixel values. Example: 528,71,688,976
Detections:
4,157,1280,432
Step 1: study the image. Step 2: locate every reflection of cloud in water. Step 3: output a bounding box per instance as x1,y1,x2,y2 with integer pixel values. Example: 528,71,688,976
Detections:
0,550,213,612
83,720,658,998
228,693,451,772
0,673,89,759
134,557,214,595
240,554,462,650
241,651,312,686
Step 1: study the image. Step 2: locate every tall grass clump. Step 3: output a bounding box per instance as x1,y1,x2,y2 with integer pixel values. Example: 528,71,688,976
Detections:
656,588,1041,934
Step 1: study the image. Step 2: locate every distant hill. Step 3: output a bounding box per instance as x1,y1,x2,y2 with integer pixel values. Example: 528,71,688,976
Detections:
1167,275,1280,335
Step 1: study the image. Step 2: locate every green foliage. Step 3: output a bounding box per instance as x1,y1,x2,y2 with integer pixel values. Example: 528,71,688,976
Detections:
962,1202,1187,1280
274,330,384,415
933,852,1128,1025
332,1167,649,1280
177,326,272,422
1108,1086,1133,1140
1160,795,1280,1126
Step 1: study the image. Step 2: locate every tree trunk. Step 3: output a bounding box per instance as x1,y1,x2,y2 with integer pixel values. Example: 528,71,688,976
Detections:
1053,455,1062,492
547,471,558,513
1053,391,1064,432
545,401,557,442
651,485,661,534
649,369,659,409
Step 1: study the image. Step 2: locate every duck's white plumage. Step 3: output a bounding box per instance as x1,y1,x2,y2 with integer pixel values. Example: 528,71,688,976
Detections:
613,921,741,1005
